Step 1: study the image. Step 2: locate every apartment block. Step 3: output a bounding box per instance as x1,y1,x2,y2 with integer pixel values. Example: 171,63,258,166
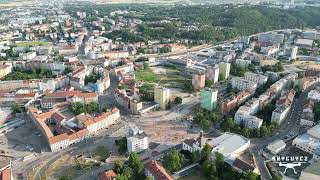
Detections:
200,88,218,111
206,64,219,84
154,86,170,110
192,71,205,91
218,62,230,80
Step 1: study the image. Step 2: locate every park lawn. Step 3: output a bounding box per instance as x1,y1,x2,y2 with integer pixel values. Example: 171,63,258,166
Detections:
16,41,49,47
135,68,161,83
136,66,191,89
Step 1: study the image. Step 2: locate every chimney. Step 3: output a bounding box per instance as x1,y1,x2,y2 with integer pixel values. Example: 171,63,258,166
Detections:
199,130,203,148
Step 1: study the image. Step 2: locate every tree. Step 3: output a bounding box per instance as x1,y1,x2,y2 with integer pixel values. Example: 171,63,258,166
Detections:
159,46,171,53
11,104,23,114
58,176,71,180
215,152,224,174
221,117,235,132
260,126,269,137
201,160,217,177
201,144,213,162
166,100,173,110
205,80,213,87
273,176,283,180
241,128,251,138
174,96,183,104
94,146,110,161
191,150,201,163
163,149,184,173
114,160,124,174
128,152,144,180
244,171,259,180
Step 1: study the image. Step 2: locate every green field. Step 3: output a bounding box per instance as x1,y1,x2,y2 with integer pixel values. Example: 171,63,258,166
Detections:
135,66,191,89
135,68,161,83
16,41,49,47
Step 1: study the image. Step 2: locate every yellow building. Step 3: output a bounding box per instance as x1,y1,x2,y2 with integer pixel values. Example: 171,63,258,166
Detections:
154,86,170,110
0,63,12,79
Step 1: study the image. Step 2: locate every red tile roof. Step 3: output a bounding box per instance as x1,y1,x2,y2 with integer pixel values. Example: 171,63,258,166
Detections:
99,170,117,180
0,166,11,180
145,160,173,180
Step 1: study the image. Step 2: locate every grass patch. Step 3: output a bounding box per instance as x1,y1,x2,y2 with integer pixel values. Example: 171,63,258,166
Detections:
136,66,191,90
135,68,161,83
16,41,49,47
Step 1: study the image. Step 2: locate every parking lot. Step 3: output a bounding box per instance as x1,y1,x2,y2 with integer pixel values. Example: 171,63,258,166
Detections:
0,117,48,160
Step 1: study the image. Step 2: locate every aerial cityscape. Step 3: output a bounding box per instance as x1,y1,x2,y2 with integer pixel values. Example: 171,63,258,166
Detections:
0,0,320,180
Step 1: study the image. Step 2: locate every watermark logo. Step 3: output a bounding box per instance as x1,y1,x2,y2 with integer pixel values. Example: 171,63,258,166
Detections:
271,156,308,174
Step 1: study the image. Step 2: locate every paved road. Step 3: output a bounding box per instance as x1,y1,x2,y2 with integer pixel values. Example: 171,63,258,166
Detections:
250,84,316,180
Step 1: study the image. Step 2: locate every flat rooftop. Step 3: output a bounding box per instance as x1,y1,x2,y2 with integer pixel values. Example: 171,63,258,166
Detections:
207,132,250,158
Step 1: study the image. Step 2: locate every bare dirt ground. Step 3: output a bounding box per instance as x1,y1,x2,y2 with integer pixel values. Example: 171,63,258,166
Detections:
142,120,198,145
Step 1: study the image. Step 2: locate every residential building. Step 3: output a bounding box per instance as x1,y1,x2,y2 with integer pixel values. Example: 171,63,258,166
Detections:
271,104,290,124
266,140,286,154
145,160,173,180
258,32,285,44
299,160,320,180
0,63,12,79
220,90,252,114
28,106,120,152
20,51,37,60
235,59,251,68
308,87,320,102
305,65,320,77
200,88,218,111
192,71,205,91
232,158,258,174
293,124,320,160
296,39,314,48
234,98,263,129
154,86,170,110
104,51,129,59
218,62,230,80
206,64,219,84
182,131,205,153
244,72,268,86
302,30,320,40
231,77,258,91
289,46,298,60
127,127,149,153
300,100,315,127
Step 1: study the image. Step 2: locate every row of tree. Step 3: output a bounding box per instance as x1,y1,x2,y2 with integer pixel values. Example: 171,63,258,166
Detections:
114,152,146,180
221,117,279,138
69,102,99,115
193,109,220,131
4,67,55,80
261,62,284,73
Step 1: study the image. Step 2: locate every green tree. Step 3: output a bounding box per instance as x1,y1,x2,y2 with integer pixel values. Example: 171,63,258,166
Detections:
201,160,217,177
116,174,129,180
260,126,269,137
128,152,144,180
174,96,183,104
244,171,259,180
205,80,213,87
241,128,251,138
94,146,110,161
201,144,213,161
215,152,224,173
273,176,283,180
163,149,184,173
58,176,71,180
11,104,23,114
191,150,201,163
114,160,124,174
